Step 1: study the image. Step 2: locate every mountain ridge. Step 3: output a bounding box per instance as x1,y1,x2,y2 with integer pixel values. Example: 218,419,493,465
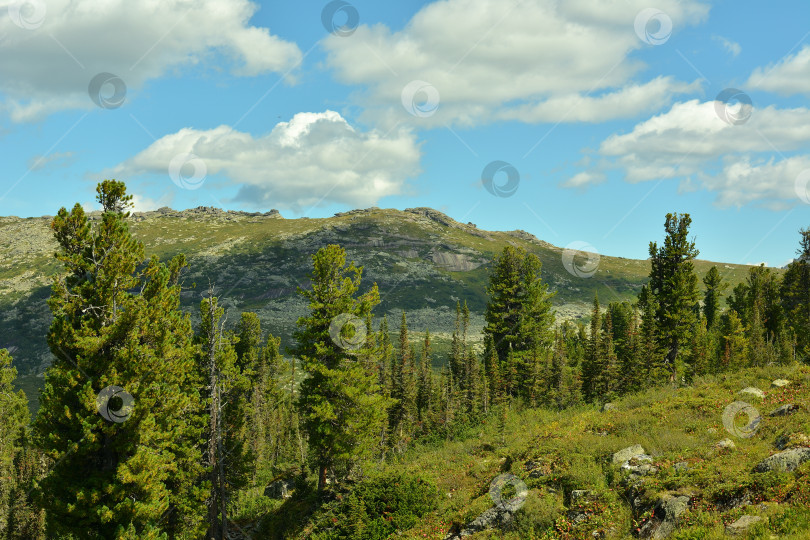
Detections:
0,205,770,408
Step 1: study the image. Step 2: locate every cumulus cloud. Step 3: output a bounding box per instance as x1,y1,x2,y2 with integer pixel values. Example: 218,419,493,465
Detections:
101,111,421,211
323,0,709,127
570,99,810,207
747,45,810,96
0,0,302,121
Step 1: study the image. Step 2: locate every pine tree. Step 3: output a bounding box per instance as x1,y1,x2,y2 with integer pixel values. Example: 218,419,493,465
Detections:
702,266,727,329
484,246,555,378
416,330,434,431
718,310,748,371
618,309,641,394
7,442,46,539
389,312,417,452
638,284,667,385
781,228,810,360
464,345,482,416
0,349,34,538
685,317,711,382
292,245,390,491
601,311,620,401
483,334,501,407
581,294,601,403
647,212,700,381
450,302,464,384
33,181,207,538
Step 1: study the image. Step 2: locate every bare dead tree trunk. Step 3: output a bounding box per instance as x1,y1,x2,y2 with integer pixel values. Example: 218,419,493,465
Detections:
205,291,223,540
218,388,227,539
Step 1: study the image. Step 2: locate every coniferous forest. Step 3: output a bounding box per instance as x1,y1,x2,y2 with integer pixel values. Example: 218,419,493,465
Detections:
1,181,810,539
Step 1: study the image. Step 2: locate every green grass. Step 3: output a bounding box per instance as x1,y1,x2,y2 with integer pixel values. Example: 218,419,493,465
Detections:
247,363,810,538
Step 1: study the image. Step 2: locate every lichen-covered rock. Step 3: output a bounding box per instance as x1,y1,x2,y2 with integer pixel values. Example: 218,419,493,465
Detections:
716,438,736,451
638,494,690,539
739,387,765,399
725,515,762,536
771,379,790,388
673,461,689,472
769,404,801,417
754,447,810,473
444,506,514,539
775,433,810,450
602,402,618,412
613,444,647,465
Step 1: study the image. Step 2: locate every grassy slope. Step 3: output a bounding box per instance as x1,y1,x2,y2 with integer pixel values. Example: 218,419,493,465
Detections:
255,363,810,539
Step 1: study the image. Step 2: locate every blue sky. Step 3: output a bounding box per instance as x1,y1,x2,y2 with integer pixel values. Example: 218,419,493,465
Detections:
1,0,809,267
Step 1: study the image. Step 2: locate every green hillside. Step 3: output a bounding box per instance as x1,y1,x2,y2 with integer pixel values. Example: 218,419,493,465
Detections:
0,206,763,411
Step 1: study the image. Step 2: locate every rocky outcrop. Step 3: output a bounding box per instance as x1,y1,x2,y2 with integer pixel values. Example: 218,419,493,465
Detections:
754,447,810,473
430,251,484,272
444,506,514,538
264,479,293,499
775,433,810,450
771,379,790,388
638,494,690,539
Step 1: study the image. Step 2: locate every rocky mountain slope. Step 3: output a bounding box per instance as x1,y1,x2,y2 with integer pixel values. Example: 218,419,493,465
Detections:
0,205,761,406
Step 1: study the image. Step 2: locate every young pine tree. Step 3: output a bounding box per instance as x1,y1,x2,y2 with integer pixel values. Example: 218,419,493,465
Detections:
292,245,390,491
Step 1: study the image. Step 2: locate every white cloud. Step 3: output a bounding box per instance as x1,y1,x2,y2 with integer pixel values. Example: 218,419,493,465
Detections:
101,111,421,211
0,0,302,122
747,45,810,96
713,35,741,57
131,192,173,213
323,0,709,127
27,151,75,171
570,99,810,207
561,171,605,188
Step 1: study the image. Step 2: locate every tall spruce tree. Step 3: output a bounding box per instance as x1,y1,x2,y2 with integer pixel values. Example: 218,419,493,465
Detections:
637,284,667,384
484,245,555,395
647,212,700,380
292,245,390,491
388,312,417,453
416,330,435,431
581,294,601,403
33,181,206,538
702,266,727,329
